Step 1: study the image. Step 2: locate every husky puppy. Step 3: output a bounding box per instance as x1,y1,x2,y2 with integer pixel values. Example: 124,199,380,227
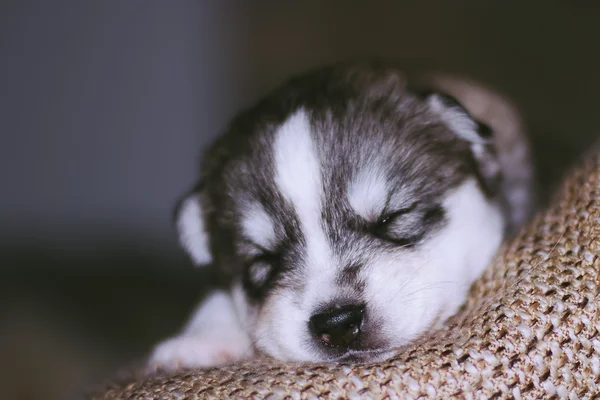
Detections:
149,61,535,370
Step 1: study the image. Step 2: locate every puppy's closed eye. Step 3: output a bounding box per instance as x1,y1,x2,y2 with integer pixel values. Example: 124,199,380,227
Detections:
371,204,445,247
243,252,280,301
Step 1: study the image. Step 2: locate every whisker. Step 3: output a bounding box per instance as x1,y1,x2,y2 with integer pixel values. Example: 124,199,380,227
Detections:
368,258,430,305
391,281,457,304
383,273,420,304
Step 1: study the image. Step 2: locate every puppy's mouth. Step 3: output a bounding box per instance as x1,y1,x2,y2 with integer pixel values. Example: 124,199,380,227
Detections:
330,348,398,363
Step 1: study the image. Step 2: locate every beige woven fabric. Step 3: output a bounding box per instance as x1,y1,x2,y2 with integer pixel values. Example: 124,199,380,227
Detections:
96,143,600,400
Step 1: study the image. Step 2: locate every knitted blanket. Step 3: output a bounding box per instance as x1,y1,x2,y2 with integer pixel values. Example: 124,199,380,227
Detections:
94,142,600,399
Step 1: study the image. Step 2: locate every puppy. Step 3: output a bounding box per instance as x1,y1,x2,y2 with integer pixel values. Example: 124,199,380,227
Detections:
149,60,535,370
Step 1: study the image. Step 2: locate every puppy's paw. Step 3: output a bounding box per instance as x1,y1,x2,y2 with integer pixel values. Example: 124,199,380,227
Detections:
147,334,253,373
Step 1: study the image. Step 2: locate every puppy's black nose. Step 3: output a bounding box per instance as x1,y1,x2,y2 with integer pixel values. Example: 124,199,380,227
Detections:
309,305,364,348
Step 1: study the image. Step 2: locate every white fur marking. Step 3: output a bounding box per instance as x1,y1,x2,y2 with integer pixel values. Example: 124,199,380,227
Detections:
272,111,330,275
272,110,332,273
259,110,336,360
241,205,276,249
177,194,212,266
348,167,389,220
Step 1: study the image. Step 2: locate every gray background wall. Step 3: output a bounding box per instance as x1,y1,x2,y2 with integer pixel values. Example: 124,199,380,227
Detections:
1,1,245,250
1,2,599,399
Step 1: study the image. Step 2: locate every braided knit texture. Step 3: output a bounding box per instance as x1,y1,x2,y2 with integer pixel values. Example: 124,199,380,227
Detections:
94,144,600,399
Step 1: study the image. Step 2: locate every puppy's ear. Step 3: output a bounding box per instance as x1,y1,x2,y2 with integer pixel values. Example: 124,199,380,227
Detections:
409,72,535,232
174,183,212,267
421,91,493,143
421,90,502,196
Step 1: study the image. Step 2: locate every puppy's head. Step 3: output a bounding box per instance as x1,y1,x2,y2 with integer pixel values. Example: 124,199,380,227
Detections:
177,62,511,362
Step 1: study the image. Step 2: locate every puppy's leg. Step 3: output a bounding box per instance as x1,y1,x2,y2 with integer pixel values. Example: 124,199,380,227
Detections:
148,290,252,372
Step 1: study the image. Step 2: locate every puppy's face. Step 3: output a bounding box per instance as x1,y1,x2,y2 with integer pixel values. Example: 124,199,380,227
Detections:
178,63,506,362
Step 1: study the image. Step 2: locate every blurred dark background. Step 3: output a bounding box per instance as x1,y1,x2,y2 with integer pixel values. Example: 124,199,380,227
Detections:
1,1,599,399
